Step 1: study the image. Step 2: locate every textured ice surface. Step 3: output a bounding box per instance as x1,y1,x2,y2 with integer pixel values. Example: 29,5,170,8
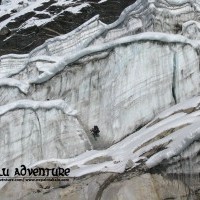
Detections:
1,0,200,191
0,0,200,147
30,97,200,177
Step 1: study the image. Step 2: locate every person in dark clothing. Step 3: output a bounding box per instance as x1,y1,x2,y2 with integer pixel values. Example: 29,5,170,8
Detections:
90,125,100,140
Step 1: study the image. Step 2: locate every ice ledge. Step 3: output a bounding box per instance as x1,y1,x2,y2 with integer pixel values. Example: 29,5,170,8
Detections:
0,78,29,94
0,99,77,117
29,32,200,84
29,96,200,177
2,31,198,85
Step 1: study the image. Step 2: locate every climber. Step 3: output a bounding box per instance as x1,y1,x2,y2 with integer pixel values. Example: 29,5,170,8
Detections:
90,125,100,140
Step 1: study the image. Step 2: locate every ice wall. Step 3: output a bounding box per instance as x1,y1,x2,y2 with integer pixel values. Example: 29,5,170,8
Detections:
1,39,198,149
0,0,200,181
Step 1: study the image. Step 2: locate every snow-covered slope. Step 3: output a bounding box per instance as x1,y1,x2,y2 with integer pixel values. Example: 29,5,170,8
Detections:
2,96,200,199
31,96,200,175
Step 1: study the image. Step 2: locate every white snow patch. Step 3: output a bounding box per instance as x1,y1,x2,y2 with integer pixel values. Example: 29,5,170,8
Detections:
0,0,90,30
98,0,107,4
66,3,90,14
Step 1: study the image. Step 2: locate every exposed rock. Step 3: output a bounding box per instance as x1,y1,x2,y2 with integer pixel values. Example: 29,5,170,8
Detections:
0,0,135,56
1,172,195,200
84,156,113,165
0,26,10,35
101,173,190,200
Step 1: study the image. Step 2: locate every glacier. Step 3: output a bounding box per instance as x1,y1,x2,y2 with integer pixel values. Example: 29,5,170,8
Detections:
1,0,200,199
